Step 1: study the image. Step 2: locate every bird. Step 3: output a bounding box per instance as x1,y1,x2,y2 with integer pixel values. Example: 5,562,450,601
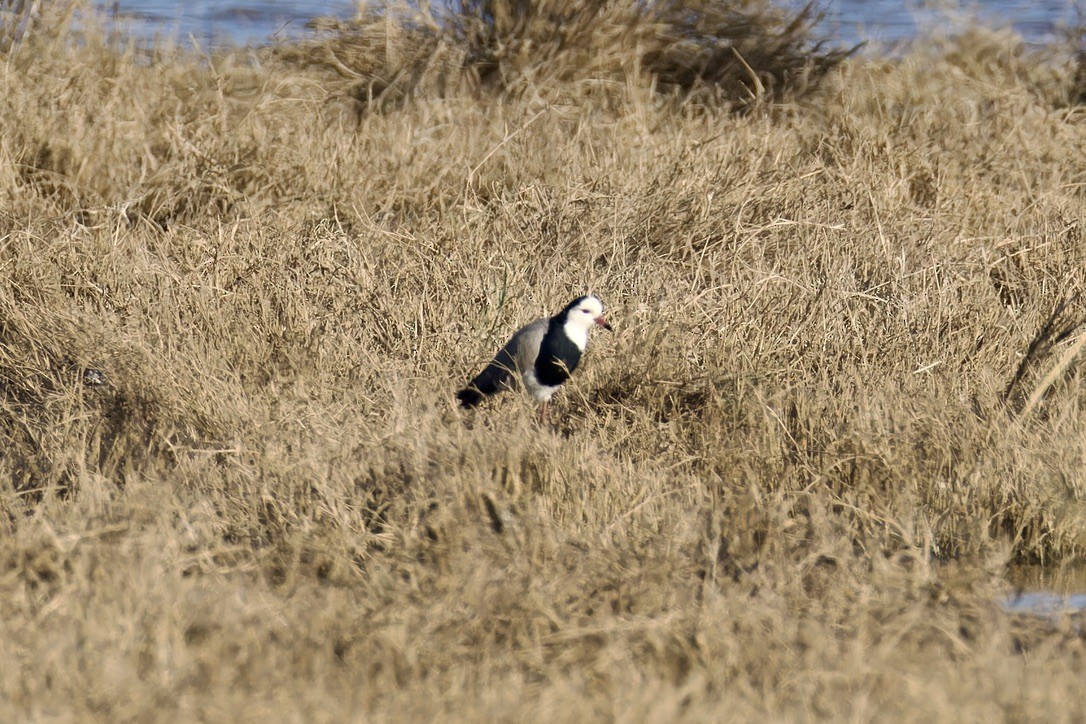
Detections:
457,295,612,420
81,368,108,387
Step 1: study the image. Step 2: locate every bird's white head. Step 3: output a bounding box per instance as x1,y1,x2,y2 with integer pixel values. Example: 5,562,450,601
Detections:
560,295,612,350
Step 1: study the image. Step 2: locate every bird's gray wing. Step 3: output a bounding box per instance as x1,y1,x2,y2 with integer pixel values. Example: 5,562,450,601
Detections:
465,318,548,396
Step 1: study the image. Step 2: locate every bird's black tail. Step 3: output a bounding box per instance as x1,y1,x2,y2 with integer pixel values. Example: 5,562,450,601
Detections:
457,355,516,409
456,386,485,408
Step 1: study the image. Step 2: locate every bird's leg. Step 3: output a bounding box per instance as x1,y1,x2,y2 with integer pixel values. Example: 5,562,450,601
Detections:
537,401,548,424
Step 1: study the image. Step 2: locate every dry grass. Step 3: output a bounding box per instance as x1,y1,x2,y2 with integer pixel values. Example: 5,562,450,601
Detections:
285,0,852,111
3,2,1086,720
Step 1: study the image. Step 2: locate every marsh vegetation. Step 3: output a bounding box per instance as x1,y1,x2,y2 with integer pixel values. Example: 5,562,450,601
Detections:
3,1,1086,719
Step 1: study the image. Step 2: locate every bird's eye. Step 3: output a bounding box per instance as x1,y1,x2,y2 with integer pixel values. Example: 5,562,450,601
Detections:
583,309,591,314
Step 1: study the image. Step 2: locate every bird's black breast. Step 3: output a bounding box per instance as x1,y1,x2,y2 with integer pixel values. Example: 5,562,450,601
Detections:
535,323,581,387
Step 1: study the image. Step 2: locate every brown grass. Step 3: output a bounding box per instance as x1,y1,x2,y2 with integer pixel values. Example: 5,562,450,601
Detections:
285,0,852,110
3,2,1086,720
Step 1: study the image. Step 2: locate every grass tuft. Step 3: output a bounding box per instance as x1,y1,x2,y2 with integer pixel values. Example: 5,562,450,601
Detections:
283,0,854,109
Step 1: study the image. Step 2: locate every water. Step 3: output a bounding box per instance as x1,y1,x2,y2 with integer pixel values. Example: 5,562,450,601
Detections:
1001,565,1086,622
1002,592,1086,617
98,0,1084,49
104,0,357,46
799,0,1082,49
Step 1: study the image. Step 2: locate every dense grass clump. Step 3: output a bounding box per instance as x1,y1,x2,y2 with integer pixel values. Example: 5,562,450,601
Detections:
283,0,853,109
2,1,1086,720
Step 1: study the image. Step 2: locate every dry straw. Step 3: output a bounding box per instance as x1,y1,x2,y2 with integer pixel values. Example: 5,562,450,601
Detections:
2,0,1086,719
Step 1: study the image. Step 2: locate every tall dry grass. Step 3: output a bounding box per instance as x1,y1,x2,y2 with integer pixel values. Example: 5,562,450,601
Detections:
286,0,852,110
2,1,1086,720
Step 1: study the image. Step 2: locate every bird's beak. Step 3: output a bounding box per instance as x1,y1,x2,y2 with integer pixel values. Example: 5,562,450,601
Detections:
595,316,613,331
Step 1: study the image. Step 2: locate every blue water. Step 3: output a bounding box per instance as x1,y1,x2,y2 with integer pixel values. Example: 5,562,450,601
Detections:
105,0,357,46
101,0,1083,48
799,0,1081,48
1002,565,1086,624
1002,592,1086,618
